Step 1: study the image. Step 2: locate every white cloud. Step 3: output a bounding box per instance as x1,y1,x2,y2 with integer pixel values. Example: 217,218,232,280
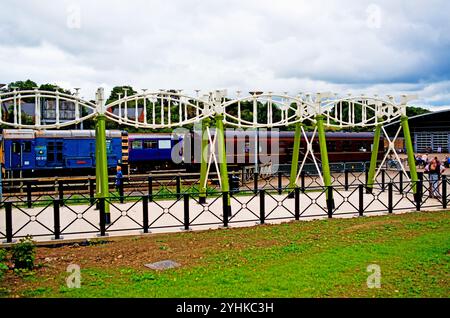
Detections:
0,0,449,109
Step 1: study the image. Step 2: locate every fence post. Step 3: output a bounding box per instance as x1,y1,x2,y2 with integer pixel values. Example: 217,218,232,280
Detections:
58,180,64,206
359,184,364,217
388,182,393,214
99,198,106,236
176,175,181,200
399,172,404,194
295,187,300,220
53,200,61,240
89,177,95,205
222,192,229,227
344,169,349,191
277,172,282,195
148,175,153,202
259,189,265,224
26,181,32,209
381,170,385,192
301,171,305,193
253,172,258,194
5,202,13,243
119,178,124,204
442,175,447,209
415,179,422,211
184,193,190,230
326,186,334,218
142,196,149,234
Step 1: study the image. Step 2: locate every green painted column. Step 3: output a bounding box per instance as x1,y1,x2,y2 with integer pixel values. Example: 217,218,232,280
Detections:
95,114,110,217
401,116,418,193
215,114,231,215
366,122,382,193
199,119,210,204
289,121,302,189
316,115,333,202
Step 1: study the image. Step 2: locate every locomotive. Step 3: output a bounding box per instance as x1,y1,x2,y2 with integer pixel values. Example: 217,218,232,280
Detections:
1,129,383,177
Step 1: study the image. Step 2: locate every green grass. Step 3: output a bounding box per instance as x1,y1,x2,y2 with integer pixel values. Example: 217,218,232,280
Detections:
6,211,450,298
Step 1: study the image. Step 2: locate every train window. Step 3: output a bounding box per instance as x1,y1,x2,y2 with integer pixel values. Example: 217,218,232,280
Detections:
144,140,158,149
326,141,336,152
342,141,352,152
132,141,143,149
48,152,54,162
23,141,31,152
158,140,171,149
12,142,19,154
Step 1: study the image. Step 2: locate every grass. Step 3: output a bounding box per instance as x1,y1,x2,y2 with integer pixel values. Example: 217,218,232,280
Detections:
1,210,449,298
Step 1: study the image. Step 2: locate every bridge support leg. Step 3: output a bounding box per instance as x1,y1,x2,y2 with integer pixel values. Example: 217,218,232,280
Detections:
289,121,302,190
95,114,110,222
199,119,209,204
316,115,334,209
401,116,418,195
366,122,382,193
215,115,231,216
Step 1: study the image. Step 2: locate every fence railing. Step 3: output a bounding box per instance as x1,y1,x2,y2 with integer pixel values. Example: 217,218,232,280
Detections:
1,175,448,244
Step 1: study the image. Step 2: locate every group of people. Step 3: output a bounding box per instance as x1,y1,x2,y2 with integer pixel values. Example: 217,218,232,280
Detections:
416,153,450,169
415,154,447,198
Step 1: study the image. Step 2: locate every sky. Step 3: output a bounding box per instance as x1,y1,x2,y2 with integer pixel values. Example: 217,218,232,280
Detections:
1,0,450,110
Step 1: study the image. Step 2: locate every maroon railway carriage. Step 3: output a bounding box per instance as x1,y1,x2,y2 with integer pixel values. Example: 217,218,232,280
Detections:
189,130,384,170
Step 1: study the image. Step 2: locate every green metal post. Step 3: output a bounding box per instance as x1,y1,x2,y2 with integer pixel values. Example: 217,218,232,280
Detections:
95,88,110,220
215,114,231,215
95,114,110,216
289,121,302,189
199,119,210,204
316,115,333,201
401,116,418,193
366,122,382,193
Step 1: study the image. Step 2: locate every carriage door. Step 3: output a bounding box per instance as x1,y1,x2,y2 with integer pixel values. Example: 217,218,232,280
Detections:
10,141,22,168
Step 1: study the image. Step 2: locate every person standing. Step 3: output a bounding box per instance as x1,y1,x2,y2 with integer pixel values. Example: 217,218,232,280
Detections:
426,157,445,198
115,166,123,191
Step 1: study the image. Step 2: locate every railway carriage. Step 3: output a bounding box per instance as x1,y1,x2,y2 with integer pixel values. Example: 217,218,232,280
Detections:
1,129,123,177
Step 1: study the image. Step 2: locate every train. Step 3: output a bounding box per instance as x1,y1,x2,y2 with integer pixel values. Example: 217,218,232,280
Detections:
0,129,384,177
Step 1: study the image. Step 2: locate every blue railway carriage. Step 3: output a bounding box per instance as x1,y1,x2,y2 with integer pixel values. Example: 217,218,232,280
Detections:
2,129,123,176
127,133,183,172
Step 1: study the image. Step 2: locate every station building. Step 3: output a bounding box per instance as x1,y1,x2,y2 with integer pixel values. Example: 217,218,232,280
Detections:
385,109,450,153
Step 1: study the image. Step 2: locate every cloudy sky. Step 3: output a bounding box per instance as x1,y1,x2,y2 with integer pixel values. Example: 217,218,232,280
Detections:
1,0,449,109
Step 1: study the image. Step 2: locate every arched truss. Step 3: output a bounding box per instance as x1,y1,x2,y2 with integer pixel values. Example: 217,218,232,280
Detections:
221,93,316,128
0,88,412,129
320,95,405,128
103,90,213,129
0,89,97,129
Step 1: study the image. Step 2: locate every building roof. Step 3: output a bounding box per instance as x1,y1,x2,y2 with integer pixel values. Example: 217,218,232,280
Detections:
385,108,450,133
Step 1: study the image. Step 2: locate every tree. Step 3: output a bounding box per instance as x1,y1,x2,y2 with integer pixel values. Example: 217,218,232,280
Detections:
7,79,37,91
107,86,137,104
406,106,431,117
38,83,71,95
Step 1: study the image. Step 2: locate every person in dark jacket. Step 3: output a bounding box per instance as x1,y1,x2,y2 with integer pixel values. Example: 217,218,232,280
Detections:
426,157,445,198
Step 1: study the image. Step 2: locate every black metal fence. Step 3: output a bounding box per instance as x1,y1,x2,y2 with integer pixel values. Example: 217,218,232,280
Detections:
1,174,448,244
